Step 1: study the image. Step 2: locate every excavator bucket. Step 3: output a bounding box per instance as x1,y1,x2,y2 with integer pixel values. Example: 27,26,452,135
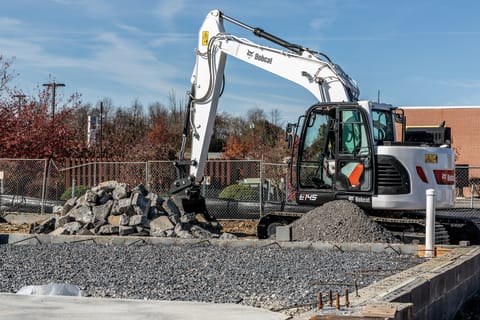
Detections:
180,196,212,220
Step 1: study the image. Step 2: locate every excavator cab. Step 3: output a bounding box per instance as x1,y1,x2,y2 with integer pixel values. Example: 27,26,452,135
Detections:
294,103,377,208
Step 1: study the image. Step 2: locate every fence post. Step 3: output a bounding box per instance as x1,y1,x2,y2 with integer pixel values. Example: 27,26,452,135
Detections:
40,159,49,214
259,160,263,218
93,160,97,187
145,161,149,188
72,179,76,198
425,189,436,258
471,183,475,209
285,171,289,203
0,170,3,211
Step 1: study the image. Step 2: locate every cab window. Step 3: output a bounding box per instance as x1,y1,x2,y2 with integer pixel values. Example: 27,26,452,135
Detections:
339,110,368,155
372,109,394,142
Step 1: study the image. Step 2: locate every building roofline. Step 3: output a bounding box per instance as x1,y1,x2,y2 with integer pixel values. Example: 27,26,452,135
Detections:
401,105,480,109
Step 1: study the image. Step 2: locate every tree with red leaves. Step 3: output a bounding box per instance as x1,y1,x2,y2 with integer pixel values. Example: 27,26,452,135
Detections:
0,56,82,160
0,91,82,160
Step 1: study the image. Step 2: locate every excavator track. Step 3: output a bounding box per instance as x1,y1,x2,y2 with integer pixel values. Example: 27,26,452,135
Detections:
256,205,480,244
370,215,450,244
371,210,480,245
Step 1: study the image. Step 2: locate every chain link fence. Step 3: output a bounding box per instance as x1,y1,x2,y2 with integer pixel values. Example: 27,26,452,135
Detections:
2,158,480,218
0,159,54,214
453,165,480,211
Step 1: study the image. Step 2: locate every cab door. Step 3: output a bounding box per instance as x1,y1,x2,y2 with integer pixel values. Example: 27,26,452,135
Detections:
334,108,373,196
295,106,337,205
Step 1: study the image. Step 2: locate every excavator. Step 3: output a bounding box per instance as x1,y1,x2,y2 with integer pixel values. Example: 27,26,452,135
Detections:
170,9,480,244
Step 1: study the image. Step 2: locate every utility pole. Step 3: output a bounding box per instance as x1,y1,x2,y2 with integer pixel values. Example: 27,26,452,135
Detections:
43,82,65,121
41,81,65,203
100,101,103,159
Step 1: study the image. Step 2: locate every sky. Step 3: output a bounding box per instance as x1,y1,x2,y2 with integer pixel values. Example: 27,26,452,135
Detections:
1,0,480,122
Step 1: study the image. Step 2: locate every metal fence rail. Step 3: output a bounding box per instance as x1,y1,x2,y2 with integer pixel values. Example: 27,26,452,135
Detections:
2,158,480,218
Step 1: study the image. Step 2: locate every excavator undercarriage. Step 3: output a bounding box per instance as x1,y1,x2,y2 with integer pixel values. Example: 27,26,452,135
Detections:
256,206,480,245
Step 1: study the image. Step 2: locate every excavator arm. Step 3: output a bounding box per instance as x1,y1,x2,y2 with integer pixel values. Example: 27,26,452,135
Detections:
170,9,359,213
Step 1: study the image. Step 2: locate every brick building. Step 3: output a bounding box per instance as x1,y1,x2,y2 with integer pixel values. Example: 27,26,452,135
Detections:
402,106,480,166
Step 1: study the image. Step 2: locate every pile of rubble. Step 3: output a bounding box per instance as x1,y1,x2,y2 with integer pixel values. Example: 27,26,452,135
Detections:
290,200,399,243
31,181,229,239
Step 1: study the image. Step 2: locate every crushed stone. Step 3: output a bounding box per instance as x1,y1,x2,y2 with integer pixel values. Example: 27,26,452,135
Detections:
291,200,398,243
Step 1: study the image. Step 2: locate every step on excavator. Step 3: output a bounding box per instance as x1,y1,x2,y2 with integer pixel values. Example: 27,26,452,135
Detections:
170,9,480,244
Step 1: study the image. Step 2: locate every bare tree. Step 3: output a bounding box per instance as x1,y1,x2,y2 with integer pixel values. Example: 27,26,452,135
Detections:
0,55,18,95
270,108,283,127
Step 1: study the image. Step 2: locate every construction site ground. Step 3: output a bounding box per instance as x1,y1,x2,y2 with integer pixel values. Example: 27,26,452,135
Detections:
0,217,257,237
1,213,480,319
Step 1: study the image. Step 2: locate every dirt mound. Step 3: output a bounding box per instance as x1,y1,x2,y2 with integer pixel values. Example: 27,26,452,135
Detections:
291,200,398,243
219,220,257,237
0,222,31,234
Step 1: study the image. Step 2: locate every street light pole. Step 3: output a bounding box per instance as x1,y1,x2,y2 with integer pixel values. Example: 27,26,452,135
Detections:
13,94,26,115
13,94,26,104
42,82,65,121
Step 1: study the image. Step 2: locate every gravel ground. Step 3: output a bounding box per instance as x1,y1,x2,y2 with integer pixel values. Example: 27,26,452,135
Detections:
291,200,398,243
0,243,423,313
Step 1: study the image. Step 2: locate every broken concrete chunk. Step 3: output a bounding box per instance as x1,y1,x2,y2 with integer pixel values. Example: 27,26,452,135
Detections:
63,221,82,234
94,181,119,193
128,215,148,227
62,197,78,216
120,214,129,226
31,216,56,234
77,228,94,236
131,193,151,216
111,198,134,216
219,233,238,240
107,215,121,227
150,216,174,237
98,224,119,235
96,189,111,205
112,183,130,200
92,200,113,222
67,206,94,225
132,205,144,216
83,190,97,204
132,183,149,197
49,227,67,236
119,226,135,236
190,225,212,239
146,193,165,208
56,215,75,229
52,205,63,215
147,207,164,220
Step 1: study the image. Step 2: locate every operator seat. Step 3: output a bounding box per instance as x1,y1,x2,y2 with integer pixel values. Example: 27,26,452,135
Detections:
335,162,364,190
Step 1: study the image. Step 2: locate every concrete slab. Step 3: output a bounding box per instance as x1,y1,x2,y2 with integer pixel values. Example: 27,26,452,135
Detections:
0,293,288,320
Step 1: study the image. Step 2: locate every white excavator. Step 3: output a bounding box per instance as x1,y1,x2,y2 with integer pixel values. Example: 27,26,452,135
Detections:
170,9,480,243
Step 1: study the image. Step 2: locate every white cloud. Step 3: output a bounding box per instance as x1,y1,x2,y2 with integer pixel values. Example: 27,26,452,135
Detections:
153,0,187,26
0,19,183,105
84,32,181,97
149,33,193,48
51,0,114,17
0,17,23,31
